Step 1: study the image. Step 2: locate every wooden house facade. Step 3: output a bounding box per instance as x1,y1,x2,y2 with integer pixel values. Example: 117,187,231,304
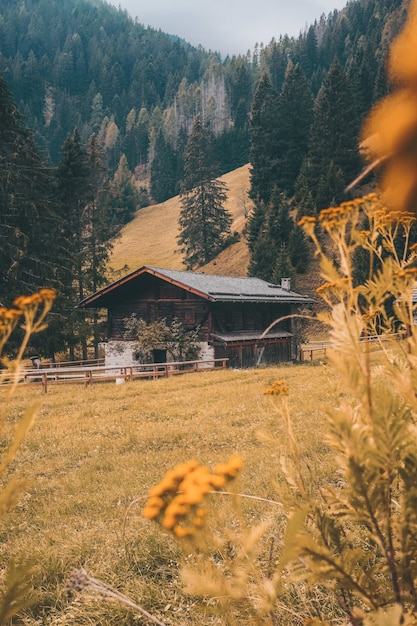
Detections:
78,266,314,368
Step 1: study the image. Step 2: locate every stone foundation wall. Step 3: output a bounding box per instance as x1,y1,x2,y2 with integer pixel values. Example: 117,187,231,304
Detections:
102,341,215,368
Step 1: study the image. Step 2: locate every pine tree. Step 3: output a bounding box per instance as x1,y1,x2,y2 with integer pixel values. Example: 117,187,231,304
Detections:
85,133,115,358
0,72,60,302
249,73,280,205
275,62,314,196
295,59,362,213
178,115,232,269
272,243,295,286
109,153,139,225
55,129,92,359
288,226,310,274
248,189,295,281
299,25,319,79
150,129,178,203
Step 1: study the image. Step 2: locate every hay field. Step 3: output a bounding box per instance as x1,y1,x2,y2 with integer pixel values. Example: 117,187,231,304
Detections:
3,361,339,624
109,165,252,275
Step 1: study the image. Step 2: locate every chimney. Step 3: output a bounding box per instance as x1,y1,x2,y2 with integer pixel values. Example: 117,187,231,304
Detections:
281,277,291,291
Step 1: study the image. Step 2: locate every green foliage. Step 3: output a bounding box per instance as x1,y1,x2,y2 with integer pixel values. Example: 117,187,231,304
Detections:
129,316,200,363
178,115,232,269
0,0,406,219
248,189,308,282
249,73,280,206
295,59,361,214
109,153,139,225
0,72,61,306
275,62,314,197
150,130,179,203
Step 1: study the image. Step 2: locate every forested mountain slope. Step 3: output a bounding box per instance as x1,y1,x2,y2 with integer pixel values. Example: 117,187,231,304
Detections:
0,0,408,189
0,0,250,178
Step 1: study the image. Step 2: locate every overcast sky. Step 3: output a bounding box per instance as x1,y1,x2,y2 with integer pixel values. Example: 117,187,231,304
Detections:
109,0,348,57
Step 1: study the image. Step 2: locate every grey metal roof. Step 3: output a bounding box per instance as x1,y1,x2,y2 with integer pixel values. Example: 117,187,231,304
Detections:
146,267,314,304
78,265,314,308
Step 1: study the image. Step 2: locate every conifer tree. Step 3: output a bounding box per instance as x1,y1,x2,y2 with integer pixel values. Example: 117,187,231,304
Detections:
249,73,280,205
85,133,115,357
248,189,295,281
55,129,92,359
296,60,360,213
271,243,295,286
275,62,314,196
0,72,60,303
150,129,178,202
178,115,232,269
299,25,319,79
295,59,362,214
109,153,139,225
288,226,310,274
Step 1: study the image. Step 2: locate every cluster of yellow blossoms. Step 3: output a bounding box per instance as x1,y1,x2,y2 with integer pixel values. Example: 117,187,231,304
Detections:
0,289,56,351
263,380,290,396
370,208,415,230
142,455,243,538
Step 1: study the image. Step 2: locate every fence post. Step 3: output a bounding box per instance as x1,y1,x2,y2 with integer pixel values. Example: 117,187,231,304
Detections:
42,373,47,393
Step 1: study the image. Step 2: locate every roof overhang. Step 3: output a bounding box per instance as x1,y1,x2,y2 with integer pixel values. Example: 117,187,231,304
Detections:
210,330,292,345
210,296,312,304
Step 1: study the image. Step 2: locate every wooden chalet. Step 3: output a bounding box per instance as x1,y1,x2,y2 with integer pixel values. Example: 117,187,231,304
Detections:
78,266,314,368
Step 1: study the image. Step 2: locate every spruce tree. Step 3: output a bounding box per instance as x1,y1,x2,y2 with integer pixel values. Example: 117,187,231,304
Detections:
288,226,310,274
249,73,280,205
272,243,295,286
248,189,295,281
295,59,362,213
177,115,232,269
0,72,60,302
299,25,319,79
275,62,314,196
109,153,139,225
150,129,178,203
0,71,67,357
55,129,92,359
85,133,115,357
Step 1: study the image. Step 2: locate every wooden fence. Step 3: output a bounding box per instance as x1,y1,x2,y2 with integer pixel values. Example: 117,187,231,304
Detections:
16,358,228,393
300,333,403,361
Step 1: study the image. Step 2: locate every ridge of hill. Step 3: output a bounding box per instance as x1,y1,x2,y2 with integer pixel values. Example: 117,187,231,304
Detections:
109,164,253,277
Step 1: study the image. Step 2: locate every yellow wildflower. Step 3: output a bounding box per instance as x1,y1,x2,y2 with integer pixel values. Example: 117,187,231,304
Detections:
263,380,290,396
142,455,243,537
297,215,316,227
38,288,57,302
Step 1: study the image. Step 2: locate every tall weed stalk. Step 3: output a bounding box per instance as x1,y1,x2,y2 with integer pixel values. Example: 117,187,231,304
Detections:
0,290,55,622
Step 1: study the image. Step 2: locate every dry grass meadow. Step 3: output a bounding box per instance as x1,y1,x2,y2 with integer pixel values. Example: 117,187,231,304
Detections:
3,360,340,625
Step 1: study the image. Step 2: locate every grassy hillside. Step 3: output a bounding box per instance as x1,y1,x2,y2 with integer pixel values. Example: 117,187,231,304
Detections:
4,362,338,624
109,165,253,276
